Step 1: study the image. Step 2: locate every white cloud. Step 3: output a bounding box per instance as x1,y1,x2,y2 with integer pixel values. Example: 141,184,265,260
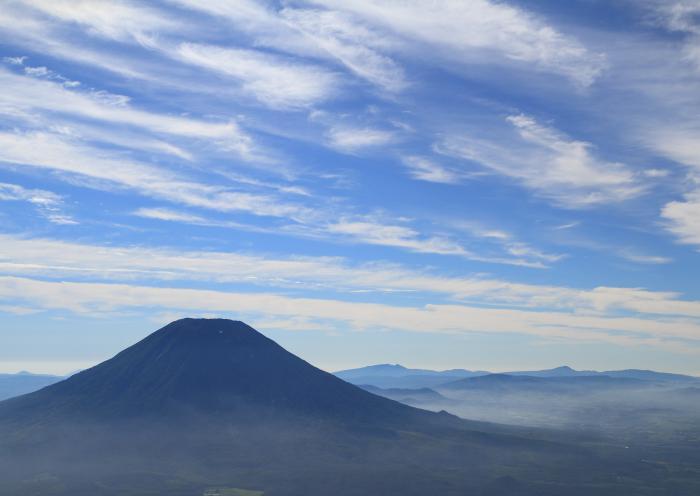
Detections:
504,243,564,265
0,16,148,81
0,6,199,88
649,127,700,170
326,219,469,256
0,131,309,220
0,182,75,224
280,7,408,92
168,0,408,92
646,127,700,251
401,156,461,184
321,218,556,268
132,204,558,267
175,0,603,89
437,114,644,208
23,65,49,77
1,276,699,348
133,207,210,224
0,68,256,157
133,207,275,233
554,222,580,230
174,42,339,109
650,0,700,71
661,191,700,248
618,251,673,265
643,168,670,178
327,127,396,152
21,63,80,87
0,234,697,320
305,0,606,87
2,55,26,65
453,222,565,266
22,0,178,42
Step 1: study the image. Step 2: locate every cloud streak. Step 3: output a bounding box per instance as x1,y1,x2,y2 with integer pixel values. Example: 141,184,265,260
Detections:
0,182,75,224
0,234,696,320
1,276,698,349
0,131,309,220
174,42,340,109
438,114,645,208
0,68,256,157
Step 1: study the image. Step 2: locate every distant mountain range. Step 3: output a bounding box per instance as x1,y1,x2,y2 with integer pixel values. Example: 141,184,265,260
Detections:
0,371,63,401
335,363,699,389
440,373,652,393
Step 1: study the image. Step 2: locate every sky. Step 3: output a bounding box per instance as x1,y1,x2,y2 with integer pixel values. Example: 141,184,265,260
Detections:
1,0,700,376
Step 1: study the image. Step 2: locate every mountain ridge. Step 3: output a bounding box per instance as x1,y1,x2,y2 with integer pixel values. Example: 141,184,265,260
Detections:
335,363,699,389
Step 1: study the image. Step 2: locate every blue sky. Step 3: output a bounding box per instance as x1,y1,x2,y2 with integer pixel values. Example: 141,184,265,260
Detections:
1,0,700,375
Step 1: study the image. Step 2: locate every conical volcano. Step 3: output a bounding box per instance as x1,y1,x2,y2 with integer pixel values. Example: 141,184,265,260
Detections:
0,318,423,424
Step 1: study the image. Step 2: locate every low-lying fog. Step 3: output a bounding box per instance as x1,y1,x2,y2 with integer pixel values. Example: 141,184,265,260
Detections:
365,382,700,447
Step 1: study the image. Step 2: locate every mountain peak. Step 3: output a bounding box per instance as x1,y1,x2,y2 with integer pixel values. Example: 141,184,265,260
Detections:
373,363,407,370
152,318,272,347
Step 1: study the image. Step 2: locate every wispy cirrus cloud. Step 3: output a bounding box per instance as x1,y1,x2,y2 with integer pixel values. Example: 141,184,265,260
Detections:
303,0,606,87
132,206,560,268
168,0,408,93
401,156,463,184
326,219,469,257
0,68,256,157
21,0,179,42
173,0,604,91
0,131,310,220
437,114,645,208
324,218,561,268
173,42,340,109
280,7,408,93
0,182,76,225
649,0,700,72
1,275,699,350
326,127,396,152
0,234,695,319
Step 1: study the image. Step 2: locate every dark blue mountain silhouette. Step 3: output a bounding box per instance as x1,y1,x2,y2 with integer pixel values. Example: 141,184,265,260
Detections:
0,318,433,426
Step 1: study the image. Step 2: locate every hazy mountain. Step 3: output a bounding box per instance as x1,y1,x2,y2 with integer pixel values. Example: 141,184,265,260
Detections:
0,371,63,401
599,369,699,383
440,373,652,393
505,366,594,377
336,363,487,379
359,385,449,405
506,366,699,383
335,364,488,388
1,318,696,495
336,364,699,389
